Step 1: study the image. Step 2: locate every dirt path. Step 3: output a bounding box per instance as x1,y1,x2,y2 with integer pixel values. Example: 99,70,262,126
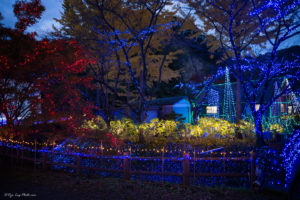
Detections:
0,166,287,200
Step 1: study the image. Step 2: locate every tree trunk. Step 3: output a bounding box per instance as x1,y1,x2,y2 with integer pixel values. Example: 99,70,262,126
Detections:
138,70,146,123
254,112,265,147
236,73,242,124
96,83,101,113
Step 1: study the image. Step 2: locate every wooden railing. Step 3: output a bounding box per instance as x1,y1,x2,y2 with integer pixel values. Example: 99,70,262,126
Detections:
0,144,256,187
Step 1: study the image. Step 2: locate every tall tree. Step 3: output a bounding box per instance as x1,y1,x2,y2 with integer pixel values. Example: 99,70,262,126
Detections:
0,0,95,138
55,0,195,122
186,0,300,146
185,0,268,124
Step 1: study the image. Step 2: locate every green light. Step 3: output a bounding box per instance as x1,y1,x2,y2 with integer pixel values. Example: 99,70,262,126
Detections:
223,67,236,122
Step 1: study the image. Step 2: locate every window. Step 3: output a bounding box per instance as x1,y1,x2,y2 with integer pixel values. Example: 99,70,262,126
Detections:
206,106,218,114
281,104,286,113
255,104,260,111
288,106,293,114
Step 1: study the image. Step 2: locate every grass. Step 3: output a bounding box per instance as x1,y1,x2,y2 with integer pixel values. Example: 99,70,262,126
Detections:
0,164,288,200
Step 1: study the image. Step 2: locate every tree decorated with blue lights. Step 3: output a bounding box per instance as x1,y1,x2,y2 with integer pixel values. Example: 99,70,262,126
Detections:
282,129,300,189
56,0,197,122
223,67,236,122
271,81,281,119
187,0,300,146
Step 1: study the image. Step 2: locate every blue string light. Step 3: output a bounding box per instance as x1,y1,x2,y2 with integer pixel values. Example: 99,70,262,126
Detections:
282,129,300,188
0,140,252,186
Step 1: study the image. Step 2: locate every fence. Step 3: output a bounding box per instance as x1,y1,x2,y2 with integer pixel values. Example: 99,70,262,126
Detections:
0,141,256,187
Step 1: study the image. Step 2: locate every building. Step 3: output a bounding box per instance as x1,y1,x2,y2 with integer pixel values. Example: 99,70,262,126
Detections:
114,96,192,123
194,78,299,123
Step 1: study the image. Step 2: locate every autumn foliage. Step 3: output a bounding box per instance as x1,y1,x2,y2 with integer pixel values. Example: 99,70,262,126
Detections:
0,0,95,139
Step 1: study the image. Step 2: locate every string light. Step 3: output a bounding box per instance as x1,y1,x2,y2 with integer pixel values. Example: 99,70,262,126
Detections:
282,129,300,188
223,67,236,122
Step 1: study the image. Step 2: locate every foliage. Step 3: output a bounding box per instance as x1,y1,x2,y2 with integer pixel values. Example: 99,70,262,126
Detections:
0,0,95,138
108,117,256,147
270,124,284,134
139,118,180,146
238,120,255,137
79,116,108,139
110,118,139,143
187,117,236,138
14,0,45,32
55,0,200,122
186,0,300,146
81,116,107,131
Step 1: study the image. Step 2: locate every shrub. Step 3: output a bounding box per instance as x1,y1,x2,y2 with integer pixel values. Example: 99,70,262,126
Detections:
110,118,139,142
138,118,180,146
79,116,108,139
238,120,255,138
186,117,236,138
270,123,284,134
109,117,256,148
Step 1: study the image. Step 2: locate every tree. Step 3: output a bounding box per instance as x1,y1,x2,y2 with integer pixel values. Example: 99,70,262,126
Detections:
55,0,196,122
185,0,269,124
185,0,300,146
0,0,95,139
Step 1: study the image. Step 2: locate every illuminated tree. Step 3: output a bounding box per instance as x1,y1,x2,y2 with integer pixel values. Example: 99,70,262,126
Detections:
0,1,95,138
55,0,196,122
186,0,300,146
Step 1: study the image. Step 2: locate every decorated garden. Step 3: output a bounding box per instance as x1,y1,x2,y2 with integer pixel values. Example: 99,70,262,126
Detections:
1,0,300,199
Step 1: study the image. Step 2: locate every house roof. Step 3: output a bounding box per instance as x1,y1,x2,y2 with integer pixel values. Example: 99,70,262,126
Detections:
149,96,188,106
194,78,288,106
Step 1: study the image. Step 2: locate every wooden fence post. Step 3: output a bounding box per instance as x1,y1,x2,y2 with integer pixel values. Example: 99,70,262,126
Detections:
42,148,48,170
34,139,37,170
183,153,190,186
76,155,81,175
21,143,24,168
193,149,196,184
162,147,164,183
16,147,19,164
250,151,256,188
223,152,226,172
123,152,130,180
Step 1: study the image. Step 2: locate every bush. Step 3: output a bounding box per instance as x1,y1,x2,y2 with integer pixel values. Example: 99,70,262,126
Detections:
110,118,139,143
237,120,255,138
79,116,108,139
107,117,257,148
186,117,236,138
138,118,180,146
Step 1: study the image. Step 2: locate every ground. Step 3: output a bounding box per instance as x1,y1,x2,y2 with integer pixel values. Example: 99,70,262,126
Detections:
0,166,288,200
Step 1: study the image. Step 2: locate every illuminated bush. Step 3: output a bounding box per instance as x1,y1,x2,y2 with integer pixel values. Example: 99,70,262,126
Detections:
110,118,139,142
107,117,259,147
138,118,180,146
81,116,107,131
138,118,179,137
186,117,236,138
79,116,108,139
238,120,255,137
270,123,284,134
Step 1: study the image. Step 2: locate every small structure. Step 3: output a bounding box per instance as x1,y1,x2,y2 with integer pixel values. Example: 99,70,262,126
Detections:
195,78,299,122
113,96,192,123
146,96,191,123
